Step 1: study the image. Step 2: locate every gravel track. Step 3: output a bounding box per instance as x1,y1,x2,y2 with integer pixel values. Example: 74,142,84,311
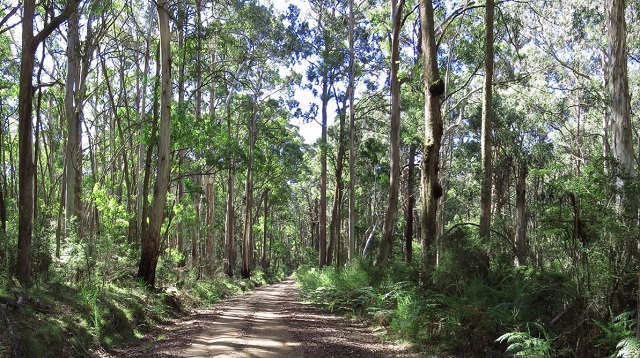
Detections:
109,279,418,357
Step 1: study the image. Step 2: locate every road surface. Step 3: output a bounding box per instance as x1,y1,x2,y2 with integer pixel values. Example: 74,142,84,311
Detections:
110,279,417,357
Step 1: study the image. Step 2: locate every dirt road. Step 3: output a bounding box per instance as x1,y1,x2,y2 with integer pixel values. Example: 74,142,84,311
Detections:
112,279,417,357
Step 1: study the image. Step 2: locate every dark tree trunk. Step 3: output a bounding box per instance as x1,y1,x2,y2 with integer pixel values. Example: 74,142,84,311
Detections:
319,77,328,268
515,162,528,266
141,44,161,244
0,184,6,261
206,176,216,275
328,95,347,268
477,0,495,278
375,0,404,269
224,114,235,277
241,108,257,279
0,114,7,263
17,0,75,286
17,0,38,287
404,144,416,263
347,0,356,262
418,0,444,273
261,189,269,269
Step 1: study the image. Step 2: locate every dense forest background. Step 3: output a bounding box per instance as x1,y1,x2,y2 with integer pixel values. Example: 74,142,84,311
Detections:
1,0,640,356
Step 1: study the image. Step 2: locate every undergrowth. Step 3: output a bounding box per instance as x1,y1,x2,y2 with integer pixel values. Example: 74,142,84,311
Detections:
295,260,637,357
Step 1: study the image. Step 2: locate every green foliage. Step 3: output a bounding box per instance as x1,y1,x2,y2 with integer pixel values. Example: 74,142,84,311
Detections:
295,259,590,355
156,249,185,286
191,280,232,306
79,282,101,333
594,311,638,357
615,338,640,358
296,262,374,313
496,323,555,357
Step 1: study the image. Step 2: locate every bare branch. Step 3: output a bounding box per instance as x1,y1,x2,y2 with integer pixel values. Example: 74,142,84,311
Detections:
33,0,79,48
0,2,21,35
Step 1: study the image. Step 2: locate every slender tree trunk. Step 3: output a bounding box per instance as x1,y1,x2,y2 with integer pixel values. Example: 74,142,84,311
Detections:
0,110,5,263
174,0,187,262
176,180,186,265
478,0,494,277
327,167,343,267
55,171,64,259
207,32,217,275
224,94,235,277
375,0,405,269
192,177,200,271
601,51,612,175
137,4,153,245
205,175,216,274
141,51,161,243
404,144,416,263
327,182,343,268
0,182,5,262
241,108,257,278
314,198,319,252
17,0,75,286
64,4,91,240
319,77,328,267
0,115,6,250
17,0,38,287
0,112,6,266
418,0,444,272
8,131,16,199
261,189,269,269
224,164,235,277
64,2,79,229
194,0,203,274
33,85,41,223
514,162,527,266
347,0,356,263
138,2,172,287
328,95,347,267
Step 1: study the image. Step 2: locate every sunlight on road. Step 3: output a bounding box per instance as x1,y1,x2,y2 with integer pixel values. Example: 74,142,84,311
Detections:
182,282,299,357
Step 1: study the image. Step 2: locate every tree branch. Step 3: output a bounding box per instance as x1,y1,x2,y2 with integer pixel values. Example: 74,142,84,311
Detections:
32,0,78,49
0,2,21,35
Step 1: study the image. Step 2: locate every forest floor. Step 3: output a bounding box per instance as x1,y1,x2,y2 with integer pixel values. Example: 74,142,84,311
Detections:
105,279,420,358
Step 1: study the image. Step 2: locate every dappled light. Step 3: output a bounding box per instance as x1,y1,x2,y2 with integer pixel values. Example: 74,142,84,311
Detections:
112,280,414,357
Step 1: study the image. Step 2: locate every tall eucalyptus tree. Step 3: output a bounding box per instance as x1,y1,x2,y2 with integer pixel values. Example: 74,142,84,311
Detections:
375,0,405,269
347,0,356,262
17,0,77,285
418,0,444,271
306,0,349,267
479,0,494,248
605,0,637,339
138,0,172,287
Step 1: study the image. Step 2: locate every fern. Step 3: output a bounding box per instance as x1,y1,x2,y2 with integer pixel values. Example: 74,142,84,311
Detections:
594,310,637,357
496,323,554,357
616,337,640,358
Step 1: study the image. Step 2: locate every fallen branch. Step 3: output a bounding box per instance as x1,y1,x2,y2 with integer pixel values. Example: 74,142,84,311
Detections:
0,295,54,314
